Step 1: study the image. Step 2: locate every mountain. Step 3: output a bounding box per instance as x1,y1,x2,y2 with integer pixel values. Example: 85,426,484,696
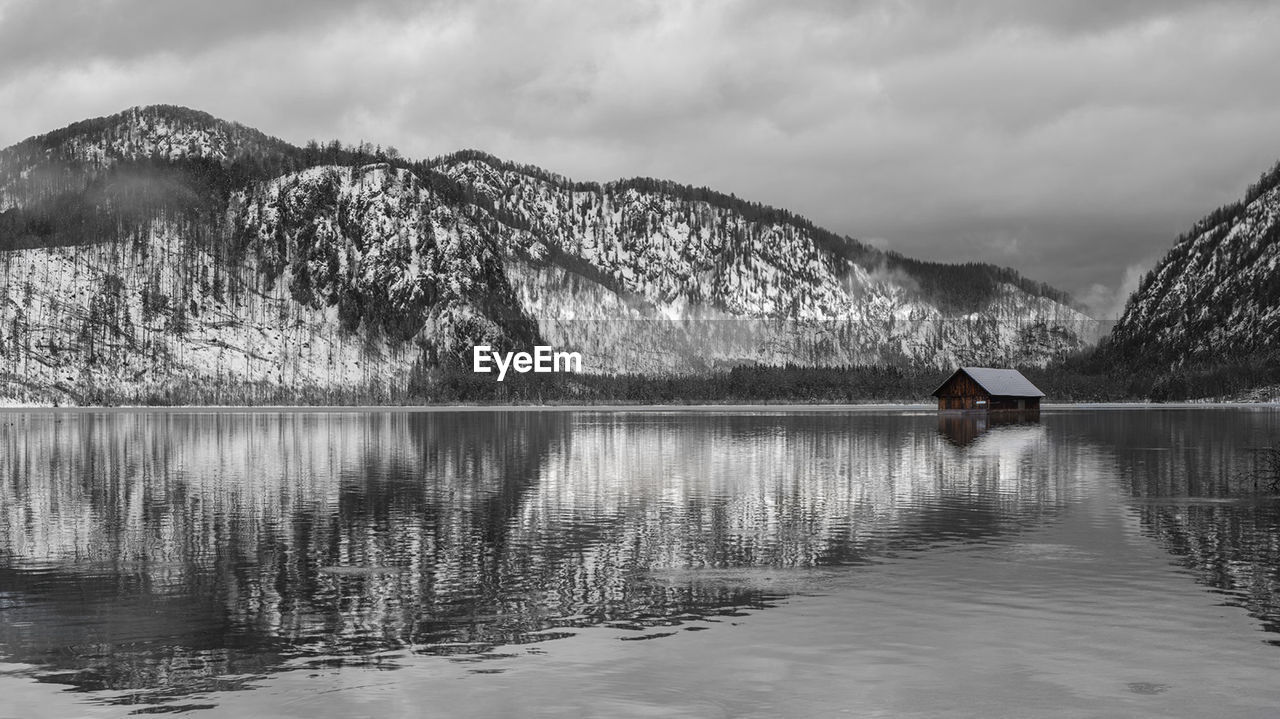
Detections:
432,152,1095,375
1106,161,1280,397
0,105,1096,404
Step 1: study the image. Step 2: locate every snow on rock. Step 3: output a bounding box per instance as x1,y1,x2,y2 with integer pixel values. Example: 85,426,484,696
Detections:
0,223,417,405
441,157,1099,373
1111,176,1280,367
0,107,1104,403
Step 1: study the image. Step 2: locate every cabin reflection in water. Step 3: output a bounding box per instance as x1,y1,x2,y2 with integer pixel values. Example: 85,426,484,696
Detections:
938,410,1041,447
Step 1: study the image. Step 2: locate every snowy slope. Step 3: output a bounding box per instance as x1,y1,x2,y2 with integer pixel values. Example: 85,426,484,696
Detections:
438,155,1098,373
0,223,420,404
0,105,293,212
1109,164,1280,369
0,105,1098,404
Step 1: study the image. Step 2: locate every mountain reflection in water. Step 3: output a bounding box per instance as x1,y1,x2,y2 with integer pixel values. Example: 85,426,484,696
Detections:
0,408,1278,710
1100,409,1280,642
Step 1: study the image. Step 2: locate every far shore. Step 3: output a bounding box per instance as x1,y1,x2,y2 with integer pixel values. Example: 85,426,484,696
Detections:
2,401,1279,413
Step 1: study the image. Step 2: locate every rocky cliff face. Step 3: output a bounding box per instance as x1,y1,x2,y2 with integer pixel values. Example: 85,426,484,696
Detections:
435,154,1095,374
1108,163,1280,373
0,105,1096,404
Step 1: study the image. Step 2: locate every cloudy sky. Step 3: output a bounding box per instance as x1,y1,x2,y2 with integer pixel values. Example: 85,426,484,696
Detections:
3,0,1279,317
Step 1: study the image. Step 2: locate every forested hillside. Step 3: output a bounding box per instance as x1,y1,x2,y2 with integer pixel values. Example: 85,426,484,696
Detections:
0,105,1097,405
1104,160,1280,399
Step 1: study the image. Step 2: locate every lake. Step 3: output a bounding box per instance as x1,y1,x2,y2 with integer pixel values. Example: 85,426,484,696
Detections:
1,407,1279,717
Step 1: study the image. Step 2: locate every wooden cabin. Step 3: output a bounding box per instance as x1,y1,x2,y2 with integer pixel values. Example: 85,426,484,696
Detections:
932,367,1044,411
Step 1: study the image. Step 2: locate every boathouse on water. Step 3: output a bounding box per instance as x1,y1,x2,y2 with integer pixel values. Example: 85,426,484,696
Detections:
932,367,1044,411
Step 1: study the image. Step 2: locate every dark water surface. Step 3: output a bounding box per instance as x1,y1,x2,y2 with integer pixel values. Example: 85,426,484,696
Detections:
1,407,1279,717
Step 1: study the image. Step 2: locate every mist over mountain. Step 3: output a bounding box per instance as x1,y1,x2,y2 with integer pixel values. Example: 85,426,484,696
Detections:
0,105,1097,404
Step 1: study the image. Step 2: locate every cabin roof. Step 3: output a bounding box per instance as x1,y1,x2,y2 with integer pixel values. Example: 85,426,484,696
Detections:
931,367,1045,398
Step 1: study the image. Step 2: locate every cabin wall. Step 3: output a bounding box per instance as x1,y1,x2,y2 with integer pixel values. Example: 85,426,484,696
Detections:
989,397,1041,411
935,374,991,410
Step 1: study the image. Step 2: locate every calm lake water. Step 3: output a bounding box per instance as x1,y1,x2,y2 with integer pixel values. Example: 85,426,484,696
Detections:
2,407,1279,717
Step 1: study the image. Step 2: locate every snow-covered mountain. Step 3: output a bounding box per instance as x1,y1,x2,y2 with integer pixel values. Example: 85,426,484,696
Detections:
1108,162,1280,377
435,152,1096,374
0,105,293,213
0,105,1097,404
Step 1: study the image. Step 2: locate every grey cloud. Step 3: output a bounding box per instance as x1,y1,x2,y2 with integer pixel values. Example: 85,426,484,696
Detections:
0,0,420,77
960,0,1271,36
3,0,1280,312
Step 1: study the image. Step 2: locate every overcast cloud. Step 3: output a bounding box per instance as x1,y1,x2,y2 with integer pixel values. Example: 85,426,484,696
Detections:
3,0,1279,317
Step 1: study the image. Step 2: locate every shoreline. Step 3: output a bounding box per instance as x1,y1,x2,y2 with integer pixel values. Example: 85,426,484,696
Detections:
3,401,1279,413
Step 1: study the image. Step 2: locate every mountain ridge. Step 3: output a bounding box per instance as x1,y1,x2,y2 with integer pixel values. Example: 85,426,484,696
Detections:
1109,160,1280,361
0,105,1098,404
428,148,1078,314
1100,156,1280,399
